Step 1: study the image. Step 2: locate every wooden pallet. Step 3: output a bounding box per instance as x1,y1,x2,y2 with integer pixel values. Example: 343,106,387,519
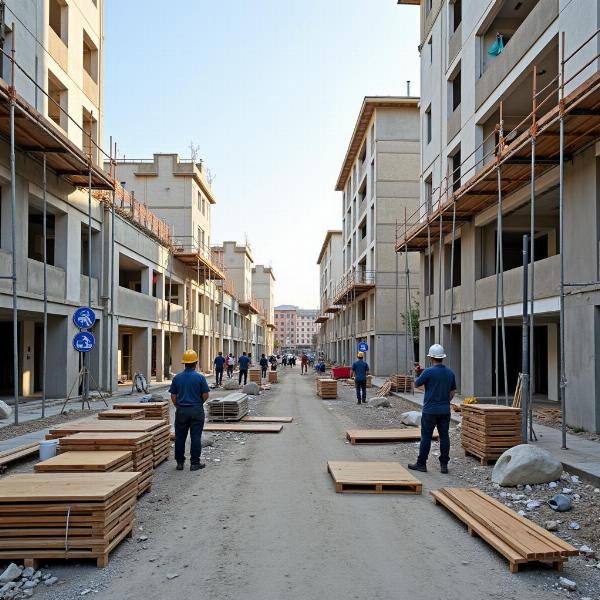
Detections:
316,378,338,399
241,416,293,423
0,472,139,567
203,423,283,433
0,442,39,468
113,402,170,422
98,409,144,420
35,451,134,473
431,488,578,572
390,374,414,393
268,371,278,383
346,428,438,444
327,461,422,494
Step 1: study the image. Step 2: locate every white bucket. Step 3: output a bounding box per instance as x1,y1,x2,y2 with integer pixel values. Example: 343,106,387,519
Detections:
39,439,58,461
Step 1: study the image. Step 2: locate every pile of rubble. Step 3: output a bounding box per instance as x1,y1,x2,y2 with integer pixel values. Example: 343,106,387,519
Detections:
0,564,58,599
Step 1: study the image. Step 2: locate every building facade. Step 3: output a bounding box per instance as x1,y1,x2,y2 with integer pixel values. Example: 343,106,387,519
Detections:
319,97,421,376
274,305,319,353
397,0,600,431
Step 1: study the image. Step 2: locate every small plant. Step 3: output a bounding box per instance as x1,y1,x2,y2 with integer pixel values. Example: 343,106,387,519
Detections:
571,426,586,434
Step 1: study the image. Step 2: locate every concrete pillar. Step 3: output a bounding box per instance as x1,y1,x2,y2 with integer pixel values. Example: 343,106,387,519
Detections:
154,329,164,382
21,321,35,396
172,332,185,369
56,213,82,303
47,315,69,398
547,323,558,402
132,327,152,379
140,266,152,296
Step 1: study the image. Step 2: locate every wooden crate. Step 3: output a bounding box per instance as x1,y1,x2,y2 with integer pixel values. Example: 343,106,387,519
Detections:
346,428,438,445
431,488,578,572
207,392,248,422
390,374,414,393
113,401,170,423
268,371,278,383
461,404,521,464
316,378,337,399
35,451,134,473
0,472,139,567
249,368,262,383
327,461,422,494
57,432,154,496
98,409,144,420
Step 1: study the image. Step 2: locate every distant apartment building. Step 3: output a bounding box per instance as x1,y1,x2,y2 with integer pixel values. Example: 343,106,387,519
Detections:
317,97,420,375
274,306,319,353
397,0,600,431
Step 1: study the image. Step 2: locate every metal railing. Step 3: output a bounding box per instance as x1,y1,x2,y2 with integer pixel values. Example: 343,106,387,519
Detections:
171,236,225,274
333,269,375,302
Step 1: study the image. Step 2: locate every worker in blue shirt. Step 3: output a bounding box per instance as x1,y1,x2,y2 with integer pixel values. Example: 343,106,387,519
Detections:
352,351,370,404
213,351,226,387
238,351,251,385
169,349,210,471
259,354,269,379
408,344,456,474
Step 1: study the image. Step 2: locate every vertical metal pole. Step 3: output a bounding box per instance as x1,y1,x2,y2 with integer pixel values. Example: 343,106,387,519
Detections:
521,235,530,443
448,200,456,372
498,166,509,405
438,210,443,341
42,153,47,418
395,220,400,375
559,32,567,449
530,66,537,422
427,223,432,350
404,215,415,382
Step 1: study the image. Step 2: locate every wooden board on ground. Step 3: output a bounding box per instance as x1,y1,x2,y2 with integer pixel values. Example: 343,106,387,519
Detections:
431,488,578,572
112,402,170,422
98,409,144,420
203,423,283,433
241,416,293,423
34,451,133,473
47,420,167,438
327,461,422,494
346,428,437,444
0,442,39,468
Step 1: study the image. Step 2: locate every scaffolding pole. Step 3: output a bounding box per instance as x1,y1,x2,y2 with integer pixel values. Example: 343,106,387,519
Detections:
42,152,47,418
522,234,530,443
529,66,537,434
448,199,456,372
438,209,443,341
404,208,415,386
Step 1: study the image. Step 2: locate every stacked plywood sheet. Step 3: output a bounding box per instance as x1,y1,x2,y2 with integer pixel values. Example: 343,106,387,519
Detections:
35,451,134,473
98,409,144,420
113,401,170,423
431,488,578,572
268,371,278,383
206,392,248,422
249,368,262,383
57,432,154,495
461,404,521,464
0,472,139,567
316,378,337,399
390,374,414,393
0,442,39,469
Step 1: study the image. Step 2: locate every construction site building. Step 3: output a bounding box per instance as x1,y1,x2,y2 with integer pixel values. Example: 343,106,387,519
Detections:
327,97,421,375
252,264,276,355
397,0,600,432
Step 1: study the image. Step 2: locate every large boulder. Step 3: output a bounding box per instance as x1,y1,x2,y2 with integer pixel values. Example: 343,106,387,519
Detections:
368,397,391,408
492,444,563,487
222,379,240,391
0,400,12,420
201,433,217,448
243,382,260,396
401,411,422,427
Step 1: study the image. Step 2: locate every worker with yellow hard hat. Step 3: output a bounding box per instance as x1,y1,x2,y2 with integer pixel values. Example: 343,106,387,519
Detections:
352,350,370,405
168,349,210,472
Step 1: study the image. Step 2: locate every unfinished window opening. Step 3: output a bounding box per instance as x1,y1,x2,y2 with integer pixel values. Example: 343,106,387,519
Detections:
451,0,462,33
425,105,432,144
82,107,97,162
450,67,461,112
451,149,461,193
424,252,434,296
359,218,367,240
358,141,367,171
28,206,55,265
359,299,367,321
82,30,98,83
444,238,461,289
47,71,68,131
424,175,433,215
118,254,144,293
49,0,68,45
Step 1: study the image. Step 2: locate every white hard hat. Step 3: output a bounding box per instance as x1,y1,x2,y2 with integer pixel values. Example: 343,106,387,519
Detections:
427,344,446,359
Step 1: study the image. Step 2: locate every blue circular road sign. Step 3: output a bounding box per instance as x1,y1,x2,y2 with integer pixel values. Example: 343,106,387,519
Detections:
357,342,369,352
73,331,95,353
73,307,96,330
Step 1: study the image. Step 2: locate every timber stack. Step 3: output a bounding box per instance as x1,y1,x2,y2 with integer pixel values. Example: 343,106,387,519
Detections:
268,370,278,383
207,392,249,422
390,374,414,393
34,450,135,473
316,378,338,399
98,409,145,420
113,401,170,422
249,368,262,384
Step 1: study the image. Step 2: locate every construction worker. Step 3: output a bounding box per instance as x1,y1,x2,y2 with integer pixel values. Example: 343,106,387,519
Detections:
169,349,210,472
352,351,369,404
226,353,235,378
408,344,456,474
238,351,250,385
213,351,225,387
259,353,269,379
300,352,308,374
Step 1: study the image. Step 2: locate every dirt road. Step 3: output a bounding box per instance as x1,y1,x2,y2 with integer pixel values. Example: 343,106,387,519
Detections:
38,369,576,599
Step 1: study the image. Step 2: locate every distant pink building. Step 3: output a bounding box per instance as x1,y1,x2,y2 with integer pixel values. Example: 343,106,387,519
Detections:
274,305,319,353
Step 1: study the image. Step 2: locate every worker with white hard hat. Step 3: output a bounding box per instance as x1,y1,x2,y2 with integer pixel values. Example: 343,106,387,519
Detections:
408,343,456,475
169,349,210,472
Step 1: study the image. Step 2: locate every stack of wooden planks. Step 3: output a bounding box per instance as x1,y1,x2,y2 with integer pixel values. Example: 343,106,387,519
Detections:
206,392,248,422
268,370,278,383
0,472,139,567
98,409,144,420
249,368,262,383
390,374,414,393
0,442,39,469
34,451,134,473
113,401,170,423
461,404,521,464
431,488,578,572
57,432,154,495
327,461,422,494
316,378,338,399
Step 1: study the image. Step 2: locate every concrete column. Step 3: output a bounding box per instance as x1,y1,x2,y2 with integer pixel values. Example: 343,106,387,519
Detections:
56,213,82,303
172,332,185,368
154,329,164,382
46,315,69,398
140,266,152,296
547,323,558,402
132,327,152,379
21,321,35,396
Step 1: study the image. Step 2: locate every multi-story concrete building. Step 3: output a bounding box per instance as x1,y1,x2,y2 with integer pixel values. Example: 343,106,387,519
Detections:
274,305,319,353
397,0,600,431
252,265,276,354
315,230,343,359
328,97,420,375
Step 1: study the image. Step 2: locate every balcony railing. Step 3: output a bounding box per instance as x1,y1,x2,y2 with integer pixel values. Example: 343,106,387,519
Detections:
332,269,376,305
172,236,226,280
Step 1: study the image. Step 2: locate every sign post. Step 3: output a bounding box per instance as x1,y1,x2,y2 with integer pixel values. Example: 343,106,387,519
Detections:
357,341,369,354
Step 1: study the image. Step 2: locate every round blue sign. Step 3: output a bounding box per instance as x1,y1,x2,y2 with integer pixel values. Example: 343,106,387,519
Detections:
358,341,369,352
73,331,95,353
73,307,96,329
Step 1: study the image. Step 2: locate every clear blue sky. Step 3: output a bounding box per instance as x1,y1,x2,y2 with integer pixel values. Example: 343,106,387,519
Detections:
103,0,420,308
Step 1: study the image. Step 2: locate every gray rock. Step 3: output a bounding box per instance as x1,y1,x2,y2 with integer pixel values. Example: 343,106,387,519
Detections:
0,400,13,419
558,577,576,591
21,581,38,590
545,520,560,531
32,572,41,581
242,382,260,395
579,545,595,558
491,445,563,487
150,393,166,401
569,522,581,530
400,411,422,427
222,379,240,391
44,576,58,586
0,582,17,594
201,434,216,448
20,568,34,579
22,590,34,598
137,535,148,542
166,573,179,580
368,397,391,408
0,564,22,584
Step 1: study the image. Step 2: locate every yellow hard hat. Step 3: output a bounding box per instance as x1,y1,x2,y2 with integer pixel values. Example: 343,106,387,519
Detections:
182,349,198,364
357,351,364,358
